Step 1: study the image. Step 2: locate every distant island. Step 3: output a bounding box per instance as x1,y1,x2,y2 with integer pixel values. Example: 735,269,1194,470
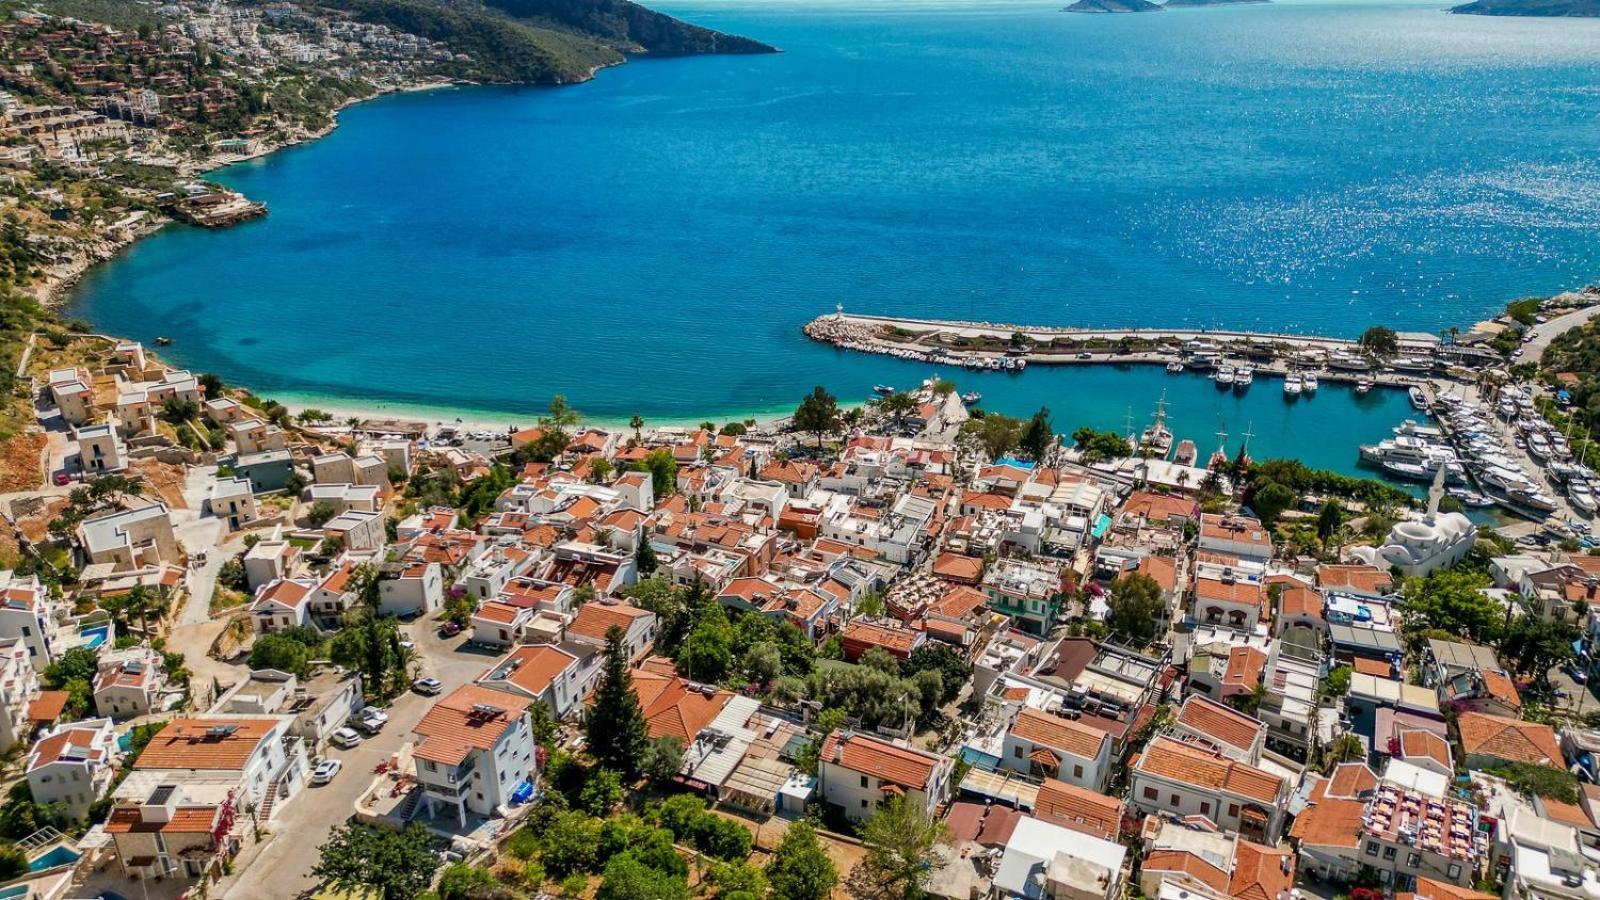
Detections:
1164,0,1270,7
1450,0,1600,14
1064,0,1164,13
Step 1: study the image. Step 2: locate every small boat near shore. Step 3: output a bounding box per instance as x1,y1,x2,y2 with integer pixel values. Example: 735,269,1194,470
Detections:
1356,378,1374,395
961,391,982,404
873,384,895,395
1302,373,1318,393
1214,366,1235,387
1283,373,1303,397
1166,360,1183,374
1409,386,1429,410
154,336,173,346
1234,367,1254,392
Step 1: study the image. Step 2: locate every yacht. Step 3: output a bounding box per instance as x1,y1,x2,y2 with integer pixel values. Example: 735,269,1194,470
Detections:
1302,373,1319,393
1234,367,1254,392
1356,379,1374,395
962,391,982,404
1507,486,1560,515
1174,439,1198,468
1571,482,1598,517
1447,487,1495,508
1527,432,1553,462
1408,386,1429,410
1214,366,1235,387
1166,360,1184,374
873,384,895,395
1283,373,1303,397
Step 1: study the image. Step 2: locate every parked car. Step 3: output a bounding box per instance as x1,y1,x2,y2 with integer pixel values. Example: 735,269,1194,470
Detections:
413,677,443,695
361,706,389,727
440,621,462,638
330,727,361,749
312,759,343,785
53,472,70,486
1567,664,1589,685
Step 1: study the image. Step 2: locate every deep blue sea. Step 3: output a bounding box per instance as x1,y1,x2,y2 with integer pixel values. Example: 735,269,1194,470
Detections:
71,0,1600,476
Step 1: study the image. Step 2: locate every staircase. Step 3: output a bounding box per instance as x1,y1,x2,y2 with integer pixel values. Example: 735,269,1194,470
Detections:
257,781,279,822
396,786,423,821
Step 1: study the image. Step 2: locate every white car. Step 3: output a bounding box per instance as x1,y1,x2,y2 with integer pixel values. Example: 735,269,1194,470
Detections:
330,727,361,749
360,706,389,727
413,677,442,695
312,759,343,785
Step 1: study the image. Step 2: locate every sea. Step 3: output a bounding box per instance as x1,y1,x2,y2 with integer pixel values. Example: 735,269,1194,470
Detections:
69,0,1600,479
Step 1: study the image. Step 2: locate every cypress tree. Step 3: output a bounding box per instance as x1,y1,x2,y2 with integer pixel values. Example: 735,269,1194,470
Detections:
586,625,648,773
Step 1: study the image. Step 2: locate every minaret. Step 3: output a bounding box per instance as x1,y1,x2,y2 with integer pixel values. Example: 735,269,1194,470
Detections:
1425,461,1446,523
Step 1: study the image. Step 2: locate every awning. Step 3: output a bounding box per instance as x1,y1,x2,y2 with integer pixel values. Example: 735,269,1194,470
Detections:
1028,747,1060,768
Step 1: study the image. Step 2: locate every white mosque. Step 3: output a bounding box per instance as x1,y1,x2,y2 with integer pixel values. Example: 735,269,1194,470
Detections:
1349,466,1476,578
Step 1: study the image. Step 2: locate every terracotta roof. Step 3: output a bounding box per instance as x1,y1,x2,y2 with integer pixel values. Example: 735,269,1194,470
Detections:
106,805,220,834
1290,796,1366,849
474,601,522,625
1277,584,1323,621
1316,564,1392,594
1539,797,1594,830
842,620,922,656
1177,695,1264,754
820,730,941,791
27,690,69,723
1324,763,1379,800
932,553,985,583
1229,840,1295,900
946,801,1021,847
1400,878,1500,900
28,727,107,770
567,600,652,642
1138,555,1179,593
1198,514,1270,548
1194,576,1264,606
253,578,311,611
928,585,986,620
134,718,276,771
1223,646,1268,692
414,684,523,766
1479,670,1522,710
1457,711,1561,766
630,669,732,743
1011,707,1109,760
1352,657,1392,678
1123,491,1196,523
1143,849,1229,893
1399,729,1453,770
1136,737,1283,805
1033,779,1123,841
478,644,577,699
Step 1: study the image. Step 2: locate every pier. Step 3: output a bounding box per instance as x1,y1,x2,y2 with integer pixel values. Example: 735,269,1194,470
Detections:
803,311,1443,390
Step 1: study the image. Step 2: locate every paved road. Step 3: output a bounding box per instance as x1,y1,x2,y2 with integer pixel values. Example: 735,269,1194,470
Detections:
1525,303,1600,362
222,622,499,900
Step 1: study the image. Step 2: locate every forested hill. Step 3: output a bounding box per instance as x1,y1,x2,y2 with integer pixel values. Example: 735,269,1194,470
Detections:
304,0,776,84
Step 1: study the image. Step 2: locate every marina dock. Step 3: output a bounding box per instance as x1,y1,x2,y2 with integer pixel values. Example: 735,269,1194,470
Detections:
804,311,1441,390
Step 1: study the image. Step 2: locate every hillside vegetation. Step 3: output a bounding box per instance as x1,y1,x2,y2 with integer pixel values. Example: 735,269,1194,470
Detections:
306,0,775,84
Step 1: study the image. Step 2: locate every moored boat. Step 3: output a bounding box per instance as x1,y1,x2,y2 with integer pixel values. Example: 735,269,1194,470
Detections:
1302,373,1318,393
1234,367,1254,392
1283,373,1303,397
1408,386,1428,410
1356,379,1373,395
1166,360,1183,374
1214,366,1235,387
873,384,895,395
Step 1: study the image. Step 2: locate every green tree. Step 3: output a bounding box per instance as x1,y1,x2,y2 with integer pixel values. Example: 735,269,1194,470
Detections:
1316,499,1344,546
312,823,440,900
596,853,690,900
1322,665,1352,697
641,735,684,782
744,640,783,684
704,859,767,899
1400,570,1502,649
586,625,649,774
581,767,625,815
1018,406,1053,461
1106,573,1164,646
1247,479,1297,526
306,500,337,527
0,842,25,880
905,644,971,705
1071,427,1132,462
851,795,952,899
436,862,504,900
1500,617,1578,683
40,646,98,689
541,810,601,877
249,634,311,676
960,412,1023,460
629,415,645,443
632,448,678,500
766,821,837,900
793,386,841,450
678,603,734,682
1358,325,1398,358
873,390,918,429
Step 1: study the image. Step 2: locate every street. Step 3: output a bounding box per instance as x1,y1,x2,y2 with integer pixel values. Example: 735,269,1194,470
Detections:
220,620,498,900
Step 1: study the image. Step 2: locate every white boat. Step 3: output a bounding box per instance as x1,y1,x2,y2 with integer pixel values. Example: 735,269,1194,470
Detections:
1283,373,1303,397
1409,386,1428,410
1215,366,1235,387
1570,481,1598,517
962,391,982,404
1166,360,1184,374
873,384,895,395
1508,486,1560,514
1302,373,1319,393
1174,439,1198,467
1528,432,1553,462
1447,487,1495,508
1141,394,1174,459
1234,367,1254,391
1356,379,1373,395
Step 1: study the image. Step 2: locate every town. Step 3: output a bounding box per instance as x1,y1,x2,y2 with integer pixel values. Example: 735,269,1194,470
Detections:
0,282,1593,900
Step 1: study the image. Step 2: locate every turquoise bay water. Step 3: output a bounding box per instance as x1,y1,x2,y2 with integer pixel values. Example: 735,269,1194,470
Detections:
71,0,1600,476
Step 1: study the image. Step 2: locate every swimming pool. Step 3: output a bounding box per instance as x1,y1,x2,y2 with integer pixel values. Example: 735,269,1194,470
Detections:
28,844,81,871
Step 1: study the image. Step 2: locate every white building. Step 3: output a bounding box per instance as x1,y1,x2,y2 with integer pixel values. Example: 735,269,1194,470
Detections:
413,685,537,826
27,717,119,820
818,730,952,823
76,422,126,473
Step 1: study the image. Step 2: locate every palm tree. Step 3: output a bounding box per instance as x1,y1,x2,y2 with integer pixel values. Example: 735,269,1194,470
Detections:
629,415,644,444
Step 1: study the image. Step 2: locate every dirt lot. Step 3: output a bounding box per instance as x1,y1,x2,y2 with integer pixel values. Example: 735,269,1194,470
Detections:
130,457,188,508
0,431,45,492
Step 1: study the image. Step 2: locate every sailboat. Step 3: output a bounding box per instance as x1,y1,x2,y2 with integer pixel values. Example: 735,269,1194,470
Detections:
1141,392,1174,460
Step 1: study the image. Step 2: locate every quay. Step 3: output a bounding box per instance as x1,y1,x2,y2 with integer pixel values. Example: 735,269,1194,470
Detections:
803,310,1466,390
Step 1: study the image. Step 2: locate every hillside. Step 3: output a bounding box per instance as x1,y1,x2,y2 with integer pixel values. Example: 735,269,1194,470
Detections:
1450,0,1600,14
305,0,776,84
1064,0,1164,11
1164,0,1269,7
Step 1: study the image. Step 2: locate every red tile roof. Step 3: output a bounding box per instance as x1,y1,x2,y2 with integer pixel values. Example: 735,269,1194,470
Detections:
1177,695,1265,754
1136,737,1283,805
820,730,942,791
1033,780,1124,841
478,644,577,698
1457,712,1561,766
134,718,276,771
1011,707,1109,760
567,600,652,642
106,805,221,834
414,684,524,766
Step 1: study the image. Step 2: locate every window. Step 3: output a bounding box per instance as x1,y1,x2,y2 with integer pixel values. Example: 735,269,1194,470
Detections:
1014,746,1023,759
1447,865,1461,880
1143,786,1158,801
1382,847,1397,861
1073,765,1084,779
1169,793,1180,808
1366,842,1379,857
1407,853,1421,868
1229,804,1239,817
861,799,869,808
860,775,869,788
1199,801,1211,816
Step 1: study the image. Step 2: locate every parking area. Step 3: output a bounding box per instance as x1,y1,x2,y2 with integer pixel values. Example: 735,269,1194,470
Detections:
219,621,497,899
